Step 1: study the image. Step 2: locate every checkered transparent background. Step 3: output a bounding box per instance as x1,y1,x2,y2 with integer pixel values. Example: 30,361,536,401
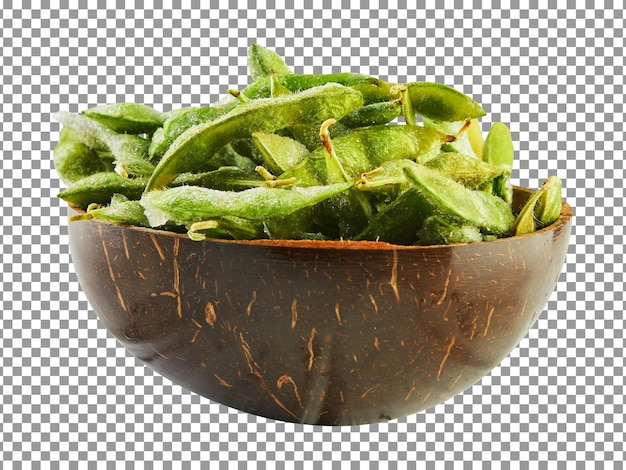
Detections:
2,1,624,467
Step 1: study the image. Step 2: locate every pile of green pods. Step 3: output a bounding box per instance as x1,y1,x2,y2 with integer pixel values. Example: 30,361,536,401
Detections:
54,44,562,245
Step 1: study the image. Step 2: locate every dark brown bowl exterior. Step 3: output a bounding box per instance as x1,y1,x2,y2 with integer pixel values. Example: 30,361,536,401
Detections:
68,187,573,425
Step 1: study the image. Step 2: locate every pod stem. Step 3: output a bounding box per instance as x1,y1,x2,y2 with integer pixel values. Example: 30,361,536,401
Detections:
320,118,351,183
390,84,417,127
226,89,250,104
255,165,297,187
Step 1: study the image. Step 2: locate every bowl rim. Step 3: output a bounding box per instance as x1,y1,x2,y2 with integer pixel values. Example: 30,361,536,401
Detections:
68,185,574,251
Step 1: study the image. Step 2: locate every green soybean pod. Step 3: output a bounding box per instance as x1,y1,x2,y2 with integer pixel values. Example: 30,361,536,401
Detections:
53,111,110,150
108,135,154,177
241,72,392,104
145,83,364,190
140,181,355,226
283,124,447,184
172,166,264,191
534,175,563,226
339,99,403,129
204,143,258,173
403,164,515,236
512,176,562,235
466,119,484,158
424,151,510,190
58,172,148,209
288,120,351,151
247,43,293,81
188,216,267,241
54,127,111,185
54,111,155,177
149,106,229,161
269,73,293,97
482,122,514,169
251,132,310,174
422,117,478,157
312,140,372,238
354,186,434,245
82,102,166,134
415,216,483,246
405,82,486,122
83,200,151,227
262,209,322,240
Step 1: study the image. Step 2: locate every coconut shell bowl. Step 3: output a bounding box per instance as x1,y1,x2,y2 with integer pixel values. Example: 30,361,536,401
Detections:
68,187,573,426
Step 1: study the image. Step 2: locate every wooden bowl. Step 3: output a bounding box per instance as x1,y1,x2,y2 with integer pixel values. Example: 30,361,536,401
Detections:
68,187,573,425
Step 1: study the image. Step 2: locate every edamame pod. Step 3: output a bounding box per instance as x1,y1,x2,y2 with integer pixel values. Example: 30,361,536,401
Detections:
188,216,266,241
403,164,515,235
247,43,293,81
284,124,447,184
415,216,483,245
511,176,562,235
53,111,110,150
108,135,154,177
339,99,403,128
53,127,111,185
204,144,258,173
482,122,514,169
172,166,263,190
269,73,293,97
82,102,166,134
466,119,484,158
82,200,151,227
534,175,563,226
406,82,486,122
149,106,229,161
482,122,515,203
54,111,154,177
145,83,364,190
422,117,478,158
288,120,351,151
58,172,147,208
140,181,355,226
424,151,510,190
251,132,310,174
354,186,434,245
241,72,391,104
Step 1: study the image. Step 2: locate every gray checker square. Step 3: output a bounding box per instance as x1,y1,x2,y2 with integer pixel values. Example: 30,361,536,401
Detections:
1,0,624,468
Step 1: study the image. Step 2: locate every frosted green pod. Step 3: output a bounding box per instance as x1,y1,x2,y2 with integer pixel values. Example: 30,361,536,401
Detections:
82,102,166,134
140,181,355,227
84,200,151,227
422,117,478,157
535,175,563,226
247,43,293,81
188,216,267,241
482,122,514,169
415,216,483,246
54,111,154,177
53,127,111,185
145,83,364,190
58,172,147,209
149,106,228,161
424,152,510,190
354,186,434,245
405,82,486,122
339,100,403,129
403,164,515,235
251,132,310,174
512,176,563,235
283,125,447,184
241,72,392,104
172,166,263,191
